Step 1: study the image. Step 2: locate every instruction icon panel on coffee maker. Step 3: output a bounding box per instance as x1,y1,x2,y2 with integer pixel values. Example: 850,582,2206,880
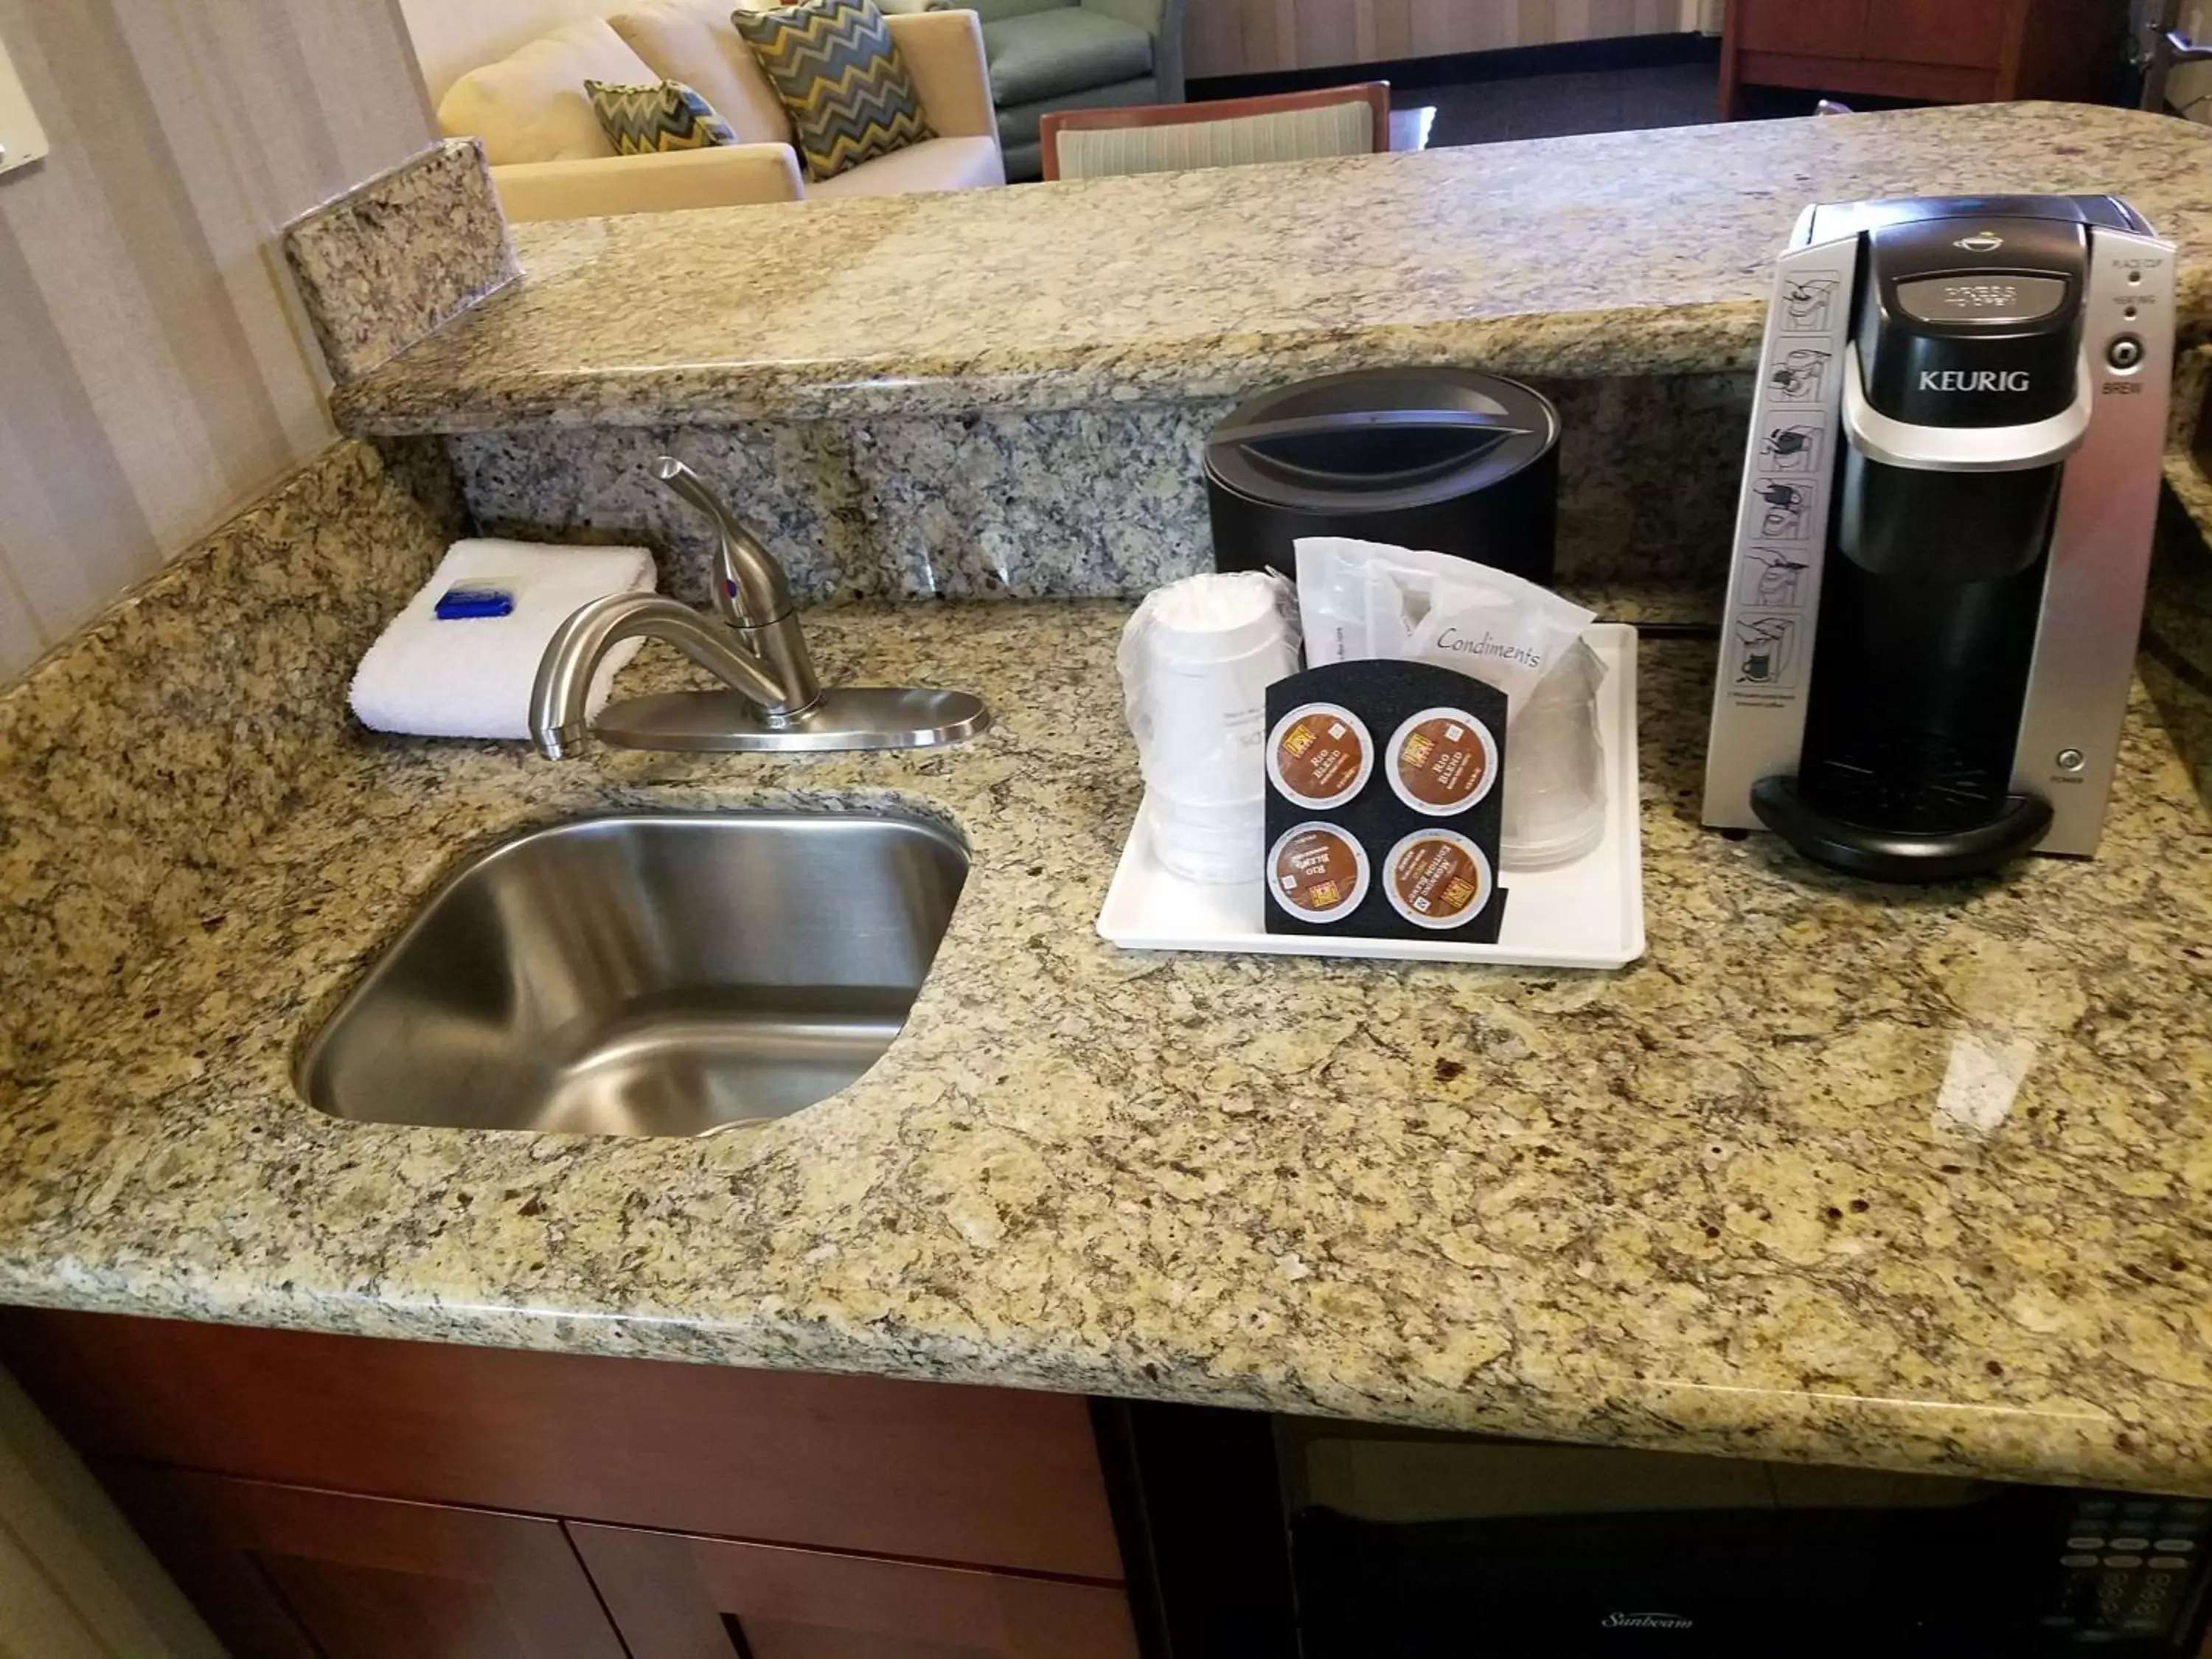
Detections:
1767,347,1832,404
1732,616,1801,689
1781,273,1840,333
1747,549,1809,608
1752,479,1815,540
1759,417,1824,473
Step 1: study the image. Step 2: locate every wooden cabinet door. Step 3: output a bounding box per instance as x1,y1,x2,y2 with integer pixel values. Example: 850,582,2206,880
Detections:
1862,0,2011,67
1,1310,1124,1580
101,1467,627,1659
571,1521,1142,1659
1732,0,1868,58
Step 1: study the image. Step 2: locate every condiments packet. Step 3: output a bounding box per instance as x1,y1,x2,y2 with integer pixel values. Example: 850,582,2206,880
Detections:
1295,537,1610,869
1292,536,1594,706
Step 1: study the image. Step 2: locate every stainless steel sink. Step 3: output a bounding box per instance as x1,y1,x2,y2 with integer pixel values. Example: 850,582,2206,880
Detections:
297,813,968,1137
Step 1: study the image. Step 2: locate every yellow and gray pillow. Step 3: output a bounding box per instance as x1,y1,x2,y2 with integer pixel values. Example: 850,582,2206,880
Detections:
585,79,740,155
732,0,932,181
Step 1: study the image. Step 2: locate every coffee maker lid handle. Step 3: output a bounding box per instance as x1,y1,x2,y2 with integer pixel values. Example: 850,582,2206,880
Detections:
1207,408,1525,450
1840,341,2093,473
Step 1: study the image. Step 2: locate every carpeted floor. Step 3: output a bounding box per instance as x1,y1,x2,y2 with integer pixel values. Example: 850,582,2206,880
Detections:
1192,39,1871,150
1416,58,1725,146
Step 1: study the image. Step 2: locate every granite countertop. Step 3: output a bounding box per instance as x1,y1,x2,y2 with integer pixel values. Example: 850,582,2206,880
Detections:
328,102,2212,433
4,594,2212,1494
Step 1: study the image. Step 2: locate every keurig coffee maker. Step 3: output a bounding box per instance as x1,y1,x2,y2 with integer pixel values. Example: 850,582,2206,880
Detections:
1703,195,2174,881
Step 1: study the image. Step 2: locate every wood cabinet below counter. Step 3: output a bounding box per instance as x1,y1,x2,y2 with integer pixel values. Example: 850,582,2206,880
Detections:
571,1523,1143,1659
100,1468,626,1659
0,1310,1142,1659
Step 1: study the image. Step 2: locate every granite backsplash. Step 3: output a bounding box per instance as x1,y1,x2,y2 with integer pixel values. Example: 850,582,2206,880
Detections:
0,439,465,1085
451,371,1754,604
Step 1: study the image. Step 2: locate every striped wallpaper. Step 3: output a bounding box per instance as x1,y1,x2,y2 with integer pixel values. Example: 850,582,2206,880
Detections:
0,0,434,685
1188,0,1704,81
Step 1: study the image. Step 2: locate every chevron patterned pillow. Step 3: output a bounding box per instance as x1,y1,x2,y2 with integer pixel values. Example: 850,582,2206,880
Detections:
585,80,740,156
734,0,933,181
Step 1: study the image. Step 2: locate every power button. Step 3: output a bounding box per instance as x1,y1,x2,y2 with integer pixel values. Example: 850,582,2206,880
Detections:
2107,335,2146,372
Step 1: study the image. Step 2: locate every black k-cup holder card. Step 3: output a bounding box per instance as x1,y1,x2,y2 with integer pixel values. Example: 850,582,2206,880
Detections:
1263,661,1509,944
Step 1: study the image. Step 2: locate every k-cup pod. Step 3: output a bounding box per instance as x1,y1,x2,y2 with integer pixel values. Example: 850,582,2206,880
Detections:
1267,703,1374,810
1384,828,1495,930
1267,821,1370,922
1385,706,1500,817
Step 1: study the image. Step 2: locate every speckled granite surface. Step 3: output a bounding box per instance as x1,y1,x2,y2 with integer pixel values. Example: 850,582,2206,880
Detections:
453,371,1751,601
285,139,518,384
339,101,2193,600
2146,491,2212,818
2160,348,2212,552
0,439,464,1085
330,102,2212,433
2167,448,2212,551
2,507,2211,1491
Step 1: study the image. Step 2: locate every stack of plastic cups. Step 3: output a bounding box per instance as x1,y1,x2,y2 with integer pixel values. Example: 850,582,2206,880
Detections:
1119,571,1302,885
1500,637,1607,869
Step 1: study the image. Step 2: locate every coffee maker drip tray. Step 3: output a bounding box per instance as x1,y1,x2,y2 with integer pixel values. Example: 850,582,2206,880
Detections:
1750,765,2055,884
1801,729,2011,832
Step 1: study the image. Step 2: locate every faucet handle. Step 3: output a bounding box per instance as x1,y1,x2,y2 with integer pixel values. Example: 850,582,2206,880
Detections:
650,456,822,720
653,456,796,630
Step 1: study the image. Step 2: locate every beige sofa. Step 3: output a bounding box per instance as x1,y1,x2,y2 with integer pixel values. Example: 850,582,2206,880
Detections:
431,0,1004,218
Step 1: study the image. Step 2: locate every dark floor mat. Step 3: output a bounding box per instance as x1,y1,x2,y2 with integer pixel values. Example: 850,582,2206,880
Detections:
1416,60,1723,147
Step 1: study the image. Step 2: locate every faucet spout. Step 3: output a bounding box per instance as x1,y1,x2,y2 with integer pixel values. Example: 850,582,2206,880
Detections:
529,593,796,759
532,458,835,759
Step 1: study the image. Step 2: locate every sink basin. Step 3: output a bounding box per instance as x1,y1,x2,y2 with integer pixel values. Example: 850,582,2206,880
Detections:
297,813,968,1137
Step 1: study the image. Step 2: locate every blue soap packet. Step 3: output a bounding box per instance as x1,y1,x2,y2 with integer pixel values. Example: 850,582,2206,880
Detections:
434,580,515,620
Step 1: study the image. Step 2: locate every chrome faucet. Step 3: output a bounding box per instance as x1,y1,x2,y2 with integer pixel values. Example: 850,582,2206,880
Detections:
530,459,820,759
529,459,988,758
653,456,821,718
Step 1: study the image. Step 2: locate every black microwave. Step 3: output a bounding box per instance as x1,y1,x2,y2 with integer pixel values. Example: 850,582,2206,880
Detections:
1095,1402,2212,1658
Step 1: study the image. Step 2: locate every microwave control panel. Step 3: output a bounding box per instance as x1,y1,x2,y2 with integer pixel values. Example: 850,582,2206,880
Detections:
2045,1492,2212,1644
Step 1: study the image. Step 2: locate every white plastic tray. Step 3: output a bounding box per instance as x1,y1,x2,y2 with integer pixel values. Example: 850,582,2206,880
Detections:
1096,624,1645,969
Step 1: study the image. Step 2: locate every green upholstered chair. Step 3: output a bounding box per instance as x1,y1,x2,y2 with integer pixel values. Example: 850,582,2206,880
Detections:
895,0,1186,181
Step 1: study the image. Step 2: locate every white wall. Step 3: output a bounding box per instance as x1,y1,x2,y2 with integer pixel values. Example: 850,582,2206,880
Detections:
0,0,435,686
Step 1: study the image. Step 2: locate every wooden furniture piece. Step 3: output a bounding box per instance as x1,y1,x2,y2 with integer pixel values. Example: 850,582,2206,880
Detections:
0,1310,1140,1659
102,1470,627,1659
1040,81,1391,179
1719,0,2125,116
571,1523,1141,1659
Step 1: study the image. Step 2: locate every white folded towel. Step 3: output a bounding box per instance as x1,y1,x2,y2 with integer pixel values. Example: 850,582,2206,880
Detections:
349,539,658,740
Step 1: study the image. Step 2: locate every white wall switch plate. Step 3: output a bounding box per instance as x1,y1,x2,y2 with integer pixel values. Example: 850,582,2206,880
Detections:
0,32,50,180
